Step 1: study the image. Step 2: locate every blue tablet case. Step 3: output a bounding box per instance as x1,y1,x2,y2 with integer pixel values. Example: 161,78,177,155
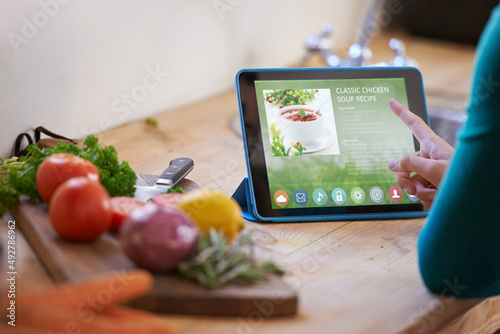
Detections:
232,178,260,222
233,67,429,223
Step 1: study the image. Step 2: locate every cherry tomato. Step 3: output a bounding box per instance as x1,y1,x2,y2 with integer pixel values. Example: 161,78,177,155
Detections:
36,153,100,203
49,177,111,242
151,193,186,210
109,197,146,232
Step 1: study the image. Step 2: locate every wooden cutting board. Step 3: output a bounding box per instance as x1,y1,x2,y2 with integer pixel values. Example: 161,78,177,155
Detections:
11,174,298,317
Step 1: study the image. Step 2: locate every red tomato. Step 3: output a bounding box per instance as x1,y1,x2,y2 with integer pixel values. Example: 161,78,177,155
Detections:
109,197,146,232
151,193,186,210
36,153,100,203
49,177,111,242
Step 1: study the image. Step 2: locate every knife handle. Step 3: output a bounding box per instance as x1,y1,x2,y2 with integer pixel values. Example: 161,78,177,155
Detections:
156,158,194,187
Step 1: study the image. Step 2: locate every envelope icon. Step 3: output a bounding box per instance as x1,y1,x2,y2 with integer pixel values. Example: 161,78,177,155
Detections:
295,193,306,202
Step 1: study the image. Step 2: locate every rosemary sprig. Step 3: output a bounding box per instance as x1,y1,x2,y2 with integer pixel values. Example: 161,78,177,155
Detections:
177,229,285,289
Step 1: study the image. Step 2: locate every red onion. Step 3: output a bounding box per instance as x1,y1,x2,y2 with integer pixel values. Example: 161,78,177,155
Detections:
120,203,198,272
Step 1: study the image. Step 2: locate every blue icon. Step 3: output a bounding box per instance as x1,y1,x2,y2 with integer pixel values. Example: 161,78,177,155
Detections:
406,192,420,202
293,189,308,206
332,188,346,205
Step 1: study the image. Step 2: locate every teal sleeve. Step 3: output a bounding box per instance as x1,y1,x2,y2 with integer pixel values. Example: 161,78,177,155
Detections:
418,5,500,298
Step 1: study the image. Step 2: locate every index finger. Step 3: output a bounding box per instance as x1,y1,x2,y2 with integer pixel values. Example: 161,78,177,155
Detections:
389,99,433,142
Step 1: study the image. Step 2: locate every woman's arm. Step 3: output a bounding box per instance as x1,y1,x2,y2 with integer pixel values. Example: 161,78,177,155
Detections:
418,5,500,298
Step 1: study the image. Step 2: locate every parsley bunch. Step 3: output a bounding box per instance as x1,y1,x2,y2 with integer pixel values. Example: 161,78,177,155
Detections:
0,135,137,217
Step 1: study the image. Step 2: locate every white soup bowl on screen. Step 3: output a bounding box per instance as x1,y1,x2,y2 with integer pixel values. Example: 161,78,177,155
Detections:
279,105,324,143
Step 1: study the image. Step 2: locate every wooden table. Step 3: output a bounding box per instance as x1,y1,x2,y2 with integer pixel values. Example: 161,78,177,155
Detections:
2,30,500,334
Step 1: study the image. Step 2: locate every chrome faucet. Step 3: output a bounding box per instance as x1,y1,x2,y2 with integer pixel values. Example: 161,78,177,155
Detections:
302,0,417,67
303,24,417,68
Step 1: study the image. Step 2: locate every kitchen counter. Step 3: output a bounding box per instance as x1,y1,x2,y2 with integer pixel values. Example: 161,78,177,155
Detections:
2,30,500,333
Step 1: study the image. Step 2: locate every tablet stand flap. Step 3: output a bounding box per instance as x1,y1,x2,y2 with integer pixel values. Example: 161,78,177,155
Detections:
231,178,260,222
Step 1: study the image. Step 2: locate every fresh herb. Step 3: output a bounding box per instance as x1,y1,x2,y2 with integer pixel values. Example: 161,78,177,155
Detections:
145,117,158,127
0,135,137,217
297,108,311,119
0,180,20,218
269,123,306,157
269,123,290,157
177,229,285,289
265,89,318,107
0,157,22,173
290,141,306,156
166,187,185,194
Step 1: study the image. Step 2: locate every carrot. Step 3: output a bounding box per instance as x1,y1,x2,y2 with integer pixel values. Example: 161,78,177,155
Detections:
5,310,176,334
1,269,177,334
45,269,154,307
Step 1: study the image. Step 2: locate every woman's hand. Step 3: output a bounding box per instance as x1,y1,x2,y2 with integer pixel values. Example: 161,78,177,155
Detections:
387,99,455,208
1,269,176,334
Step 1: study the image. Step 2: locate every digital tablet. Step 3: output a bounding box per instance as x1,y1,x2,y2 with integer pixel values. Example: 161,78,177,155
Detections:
235,67,428,222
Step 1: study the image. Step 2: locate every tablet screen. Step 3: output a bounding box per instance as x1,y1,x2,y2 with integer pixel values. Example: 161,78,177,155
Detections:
237,68,426,219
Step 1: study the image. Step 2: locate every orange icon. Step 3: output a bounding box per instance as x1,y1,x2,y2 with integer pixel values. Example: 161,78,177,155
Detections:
274,190,289,207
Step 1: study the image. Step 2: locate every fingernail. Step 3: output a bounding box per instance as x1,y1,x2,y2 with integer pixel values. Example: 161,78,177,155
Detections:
388,160,396,170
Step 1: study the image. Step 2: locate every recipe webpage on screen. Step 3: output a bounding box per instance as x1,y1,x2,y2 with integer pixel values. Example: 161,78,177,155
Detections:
254,78,419,209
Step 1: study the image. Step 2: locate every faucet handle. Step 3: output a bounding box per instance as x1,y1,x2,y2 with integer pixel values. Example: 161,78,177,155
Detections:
389,38,406,57
303,22,336,51
348,43,373,67
302,22,339,65
388,38,419,67
320,22,335,37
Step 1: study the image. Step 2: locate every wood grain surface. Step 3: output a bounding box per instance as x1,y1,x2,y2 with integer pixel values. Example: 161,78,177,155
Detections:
11,176,298,317
3,29,499,334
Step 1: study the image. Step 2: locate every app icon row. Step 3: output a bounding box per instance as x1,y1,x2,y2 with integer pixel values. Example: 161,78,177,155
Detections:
274,186,419,207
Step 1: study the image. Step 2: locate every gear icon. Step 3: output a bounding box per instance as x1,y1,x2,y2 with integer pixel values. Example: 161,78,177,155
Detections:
351,187,365,203
353,190,363,201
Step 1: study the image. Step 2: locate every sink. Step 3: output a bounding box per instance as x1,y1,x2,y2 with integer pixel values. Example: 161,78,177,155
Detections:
428,109,467,147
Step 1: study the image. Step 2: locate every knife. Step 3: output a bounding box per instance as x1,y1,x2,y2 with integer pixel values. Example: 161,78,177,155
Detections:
134,157,194,200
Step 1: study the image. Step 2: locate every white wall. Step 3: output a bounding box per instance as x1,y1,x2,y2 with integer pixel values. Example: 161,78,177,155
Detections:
0,0,365,158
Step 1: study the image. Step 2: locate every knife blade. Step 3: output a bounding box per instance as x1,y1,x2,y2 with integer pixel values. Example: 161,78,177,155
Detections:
134,157,194,200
